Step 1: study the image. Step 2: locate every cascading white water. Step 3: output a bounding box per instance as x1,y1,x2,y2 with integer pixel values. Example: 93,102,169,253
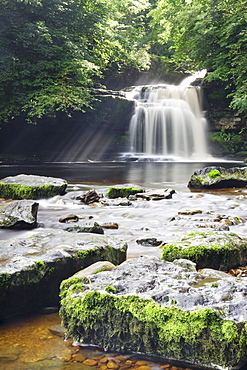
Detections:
125,75,209,161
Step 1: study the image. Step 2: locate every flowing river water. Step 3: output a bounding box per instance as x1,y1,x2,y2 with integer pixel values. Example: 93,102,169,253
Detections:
0,161,247,370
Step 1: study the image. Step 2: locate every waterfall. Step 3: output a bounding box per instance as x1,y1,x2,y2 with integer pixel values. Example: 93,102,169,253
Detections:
125,75,209,161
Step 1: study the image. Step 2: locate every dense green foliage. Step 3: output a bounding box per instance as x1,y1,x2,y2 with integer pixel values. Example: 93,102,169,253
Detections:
0,0,246,122
0,0,150,122
149,0,247,114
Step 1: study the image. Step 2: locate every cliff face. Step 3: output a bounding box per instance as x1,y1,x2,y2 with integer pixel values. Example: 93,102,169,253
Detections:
202,80,247,158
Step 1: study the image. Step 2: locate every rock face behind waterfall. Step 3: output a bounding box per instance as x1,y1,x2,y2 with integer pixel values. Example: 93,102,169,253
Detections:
188,166,247,189
60,256,247,370
0,230,127,319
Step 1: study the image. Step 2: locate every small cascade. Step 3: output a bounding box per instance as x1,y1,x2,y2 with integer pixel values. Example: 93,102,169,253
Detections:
125,75,209,161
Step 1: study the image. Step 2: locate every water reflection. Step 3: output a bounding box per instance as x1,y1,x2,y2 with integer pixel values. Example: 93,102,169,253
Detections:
0,161,243,192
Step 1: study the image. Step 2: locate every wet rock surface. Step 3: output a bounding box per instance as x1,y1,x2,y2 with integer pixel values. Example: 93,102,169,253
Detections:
105,185,144,199
188,166,247,189
59,213,80,223
60,256,247,370
169,210,242,231
2,176,247,369
135,189,176,200
0,200,39,229
76,189,101,204
0,174,67,199
65,222,104,234
136,237,163,246
0,230,127,320
162,231,247,270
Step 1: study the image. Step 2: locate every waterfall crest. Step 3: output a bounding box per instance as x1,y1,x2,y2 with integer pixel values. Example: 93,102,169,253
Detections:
125,78,209,161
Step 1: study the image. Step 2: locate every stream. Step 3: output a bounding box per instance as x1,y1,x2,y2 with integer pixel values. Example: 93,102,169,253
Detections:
0,160,246,370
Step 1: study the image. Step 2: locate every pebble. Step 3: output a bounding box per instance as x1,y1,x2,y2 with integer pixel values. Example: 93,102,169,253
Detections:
107,360,119,369
100,357,110,363
135,361,150,366
72,353,87,362
101,222,119,229
83,358,98,366
69,349,193,370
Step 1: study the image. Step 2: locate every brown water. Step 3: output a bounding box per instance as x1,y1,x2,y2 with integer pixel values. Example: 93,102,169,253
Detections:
0,311,193,370
0,160,246,370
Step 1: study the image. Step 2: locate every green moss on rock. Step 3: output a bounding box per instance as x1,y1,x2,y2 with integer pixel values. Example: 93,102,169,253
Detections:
161,231,247,270
0,174,67,199
106,187,143,199
208,170,221,179
60,291,247,369
188,166,247,189
105,286,117,294
0,183,66,200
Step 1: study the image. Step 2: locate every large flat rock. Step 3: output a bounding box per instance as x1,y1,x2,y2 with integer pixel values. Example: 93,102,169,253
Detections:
60,256,247,370
0,230,127,319
161,231,247,270
0,174,67,199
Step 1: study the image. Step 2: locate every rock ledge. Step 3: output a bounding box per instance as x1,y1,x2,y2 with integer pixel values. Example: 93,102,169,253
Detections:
60,256,247,370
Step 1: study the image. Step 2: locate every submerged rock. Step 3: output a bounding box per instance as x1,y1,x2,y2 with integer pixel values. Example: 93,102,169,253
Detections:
0,230,127,319
60,256,247,370
0,174,67,199
0,200,39,229
188,166,247,189
161,231,247,270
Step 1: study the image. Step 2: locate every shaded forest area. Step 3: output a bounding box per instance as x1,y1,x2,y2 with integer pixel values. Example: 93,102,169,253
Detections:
0,0,247,159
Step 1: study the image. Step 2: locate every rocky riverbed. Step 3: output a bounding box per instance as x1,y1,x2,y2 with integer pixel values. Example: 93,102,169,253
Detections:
1,170,247,370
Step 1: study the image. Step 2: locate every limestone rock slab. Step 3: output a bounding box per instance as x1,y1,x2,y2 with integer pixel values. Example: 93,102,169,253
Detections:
0,230,127,319
60,256,247,370
0,174,67,199
161,231,247,270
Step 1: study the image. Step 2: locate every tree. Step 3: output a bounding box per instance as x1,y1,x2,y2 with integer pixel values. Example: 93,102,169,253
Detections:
0,0,151,123
149,0,247,114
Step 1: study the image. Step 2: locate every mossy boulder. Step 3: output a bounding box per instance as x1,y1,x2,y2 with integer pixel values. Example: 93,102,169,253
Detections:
161,231,247,270
0,230,127,319
106,185,144,199
60,256,247,370
0,174,67,199
188,166,247,189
